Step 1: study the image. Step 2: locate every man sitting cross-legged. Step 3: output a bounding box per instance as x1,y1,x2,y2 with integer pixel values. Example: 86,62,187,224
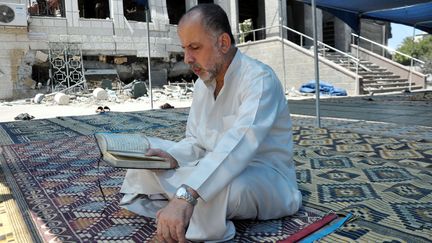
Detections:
120,4,302,242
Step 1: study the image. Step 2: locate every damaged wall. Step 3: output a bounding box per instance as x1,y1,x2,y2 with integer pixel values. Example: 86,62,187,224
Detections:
0,0,184,100
82,55,192,87
0,26,29,101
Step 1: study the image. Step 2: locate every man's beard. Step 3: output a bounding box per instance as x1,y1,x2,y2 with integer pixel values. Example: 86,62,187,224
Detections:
201,65,219,85
193,52,224,85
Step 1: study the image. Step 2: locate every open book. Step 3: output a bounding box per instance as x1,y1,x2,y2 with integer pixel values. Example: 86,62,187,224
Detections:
95,132,173,169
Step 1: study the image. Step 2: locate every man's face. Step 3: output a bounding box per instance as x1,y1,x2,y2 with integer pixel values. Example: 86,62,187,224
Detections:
178,16,224,84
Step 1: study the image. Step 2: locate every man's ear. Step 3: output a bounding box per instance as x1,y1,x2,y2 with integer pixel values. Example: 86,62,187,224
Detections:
218,33,231,53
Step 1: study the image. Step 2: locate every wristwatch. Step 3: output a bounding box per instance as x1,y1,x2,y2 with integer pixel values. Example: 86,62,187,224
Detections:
175,185,197,206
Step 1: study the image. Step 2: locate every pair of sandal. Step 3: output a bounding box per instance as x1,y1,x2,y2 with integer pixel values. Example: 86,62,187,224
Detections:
96,106,111,113
14,113,35,120
160,103,174,109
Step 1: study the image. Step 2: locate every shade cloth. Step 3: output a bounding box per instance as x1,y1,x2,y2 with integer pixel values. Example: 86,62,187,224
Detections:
299,0,432,33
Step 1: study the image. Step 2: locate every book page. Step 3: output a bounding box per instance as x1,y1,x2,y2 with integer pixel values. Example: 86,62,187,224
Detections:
103,133,150,154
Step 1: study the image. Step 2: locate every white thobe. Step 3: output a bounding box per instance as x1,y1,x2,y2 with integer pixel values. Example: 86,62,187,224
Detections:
120,50,302,242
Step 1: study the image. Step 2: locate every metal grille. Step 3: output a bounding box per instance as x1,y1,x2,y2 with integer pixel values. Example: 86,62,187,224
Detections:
49,42,87,93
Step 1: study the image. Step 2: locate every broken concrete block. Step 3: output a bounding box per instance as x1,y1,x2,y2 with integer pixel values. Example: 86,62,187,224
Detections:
101,79,112,90
132,81,147,98
54,93,69,105
93,87,108,100
34,93,45,104
35,51,48,63
114,56,127,65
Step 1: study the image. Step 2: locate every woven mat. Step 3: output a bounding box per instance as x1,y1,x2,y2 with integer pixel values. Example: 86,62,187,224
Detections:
0,109,190,146
292,125,432,242
2,110,431,146
292,114,432,141
0,135,324,242
1,108,431,242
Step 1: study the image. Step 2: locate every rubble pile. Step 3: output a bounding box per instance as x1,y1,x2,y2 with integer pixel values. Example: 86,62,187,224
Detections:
0,81,195,109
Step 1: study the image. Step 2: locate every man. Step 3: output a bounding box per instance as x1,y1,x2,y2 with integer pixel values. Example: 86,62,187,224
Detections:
120,4,302,242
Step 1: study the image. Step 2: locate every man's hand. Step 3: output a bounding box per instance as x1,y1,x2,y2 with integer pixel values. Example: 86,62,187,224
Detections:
156,198,194,243
146,148,179,169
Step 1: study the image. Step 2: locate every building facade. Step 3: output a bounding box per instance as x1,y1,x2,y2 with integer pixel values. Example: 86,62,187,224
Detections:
0,0,388,100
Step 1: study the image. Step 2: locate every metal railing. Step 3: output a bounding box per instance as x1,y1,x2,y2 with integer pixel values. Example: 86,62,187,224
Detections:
351,33,425,90
234,25,364,94
234,25,279,43
234,24,427,93
281,25,361,69
235,25,361,69
351,33,425,66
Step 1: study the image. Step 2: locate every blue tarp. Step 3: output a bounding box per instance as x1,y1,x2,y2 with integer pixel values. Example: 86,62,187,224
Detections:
299,81,347,96
299,0,432,34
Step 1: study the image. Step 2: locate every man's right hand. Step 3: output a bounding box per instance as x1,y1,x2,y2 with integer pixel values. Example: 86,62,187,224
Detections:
146,148,179,169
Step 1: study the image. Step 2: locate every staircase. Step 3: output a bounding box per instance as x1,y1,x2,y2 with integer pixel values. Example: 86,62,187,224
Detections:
324,52,423,94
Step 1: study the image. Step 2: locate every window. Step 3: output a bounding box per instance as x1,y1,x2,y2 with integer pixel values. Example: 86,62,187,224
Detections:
78,0,110,19
166,0,185,25
123,0,150,22
28,0,65,17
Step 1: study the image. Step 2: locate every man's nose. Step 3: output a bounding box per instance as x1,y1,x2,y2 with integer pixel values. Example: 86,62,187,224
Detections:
184,51,194,64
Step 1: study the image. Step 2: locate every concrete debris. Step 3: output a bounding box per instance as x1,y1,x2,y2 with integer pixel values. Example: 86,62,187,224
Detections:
35,51,48,63
54,93,70,105
93,88,108,100
132,81,147,98
1,81,195,118
162,82,194,99
34,93,45,104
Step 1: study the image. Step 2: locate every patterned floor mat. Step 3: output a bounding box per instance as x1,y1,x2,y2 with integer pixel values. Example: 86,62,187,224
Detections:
295,147,432,242
0,108,190,146
292,114,432,141
0,108,431,242
0,135,325,242
0,119,82,146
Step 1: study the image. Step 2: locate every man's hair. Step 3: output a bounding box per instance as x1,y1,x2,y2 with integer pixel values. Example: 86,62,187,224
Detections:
181,4,235,45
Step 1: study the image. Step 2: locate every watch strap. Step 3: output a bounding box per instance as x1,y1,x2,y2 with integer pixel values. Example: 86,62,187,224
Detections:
176,185,197,206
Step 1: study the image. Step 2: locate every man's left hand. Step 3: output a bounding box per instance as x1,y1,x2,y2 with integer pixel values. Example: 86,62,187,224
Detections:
156,198,194,243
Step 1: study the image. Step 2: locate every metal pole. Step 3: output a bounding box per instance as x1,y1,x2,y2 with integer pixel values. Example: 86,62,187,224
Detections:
356,30,361,95
382,24,385,57
408,26,415,91
279,0,287,94
146,6,153,109
311,0,320,127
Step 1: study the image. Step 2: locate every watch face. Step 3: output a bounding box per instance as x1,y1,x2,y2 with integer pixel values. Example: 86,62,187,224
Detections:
176,186,187,197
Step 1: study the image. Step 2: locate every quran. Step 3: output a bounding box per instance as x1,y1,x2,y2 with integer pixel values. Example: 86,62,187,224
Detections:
95,132,173,169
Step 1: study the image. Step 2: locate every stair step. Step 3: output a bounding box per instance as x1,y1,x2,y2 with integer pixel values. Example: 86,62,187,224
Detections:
361,74,401,79
340,64,356,68
363,82,410,88
368,67,388,72
313,48,424,96
363,85,423,94
357,71,394,75
325,56,350,61
362,78,408,83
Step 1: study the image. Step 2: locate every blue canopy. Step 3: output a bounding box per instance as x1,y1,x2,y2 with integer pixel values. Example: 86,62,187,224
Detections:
367,2,432,34
299,0,432,33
